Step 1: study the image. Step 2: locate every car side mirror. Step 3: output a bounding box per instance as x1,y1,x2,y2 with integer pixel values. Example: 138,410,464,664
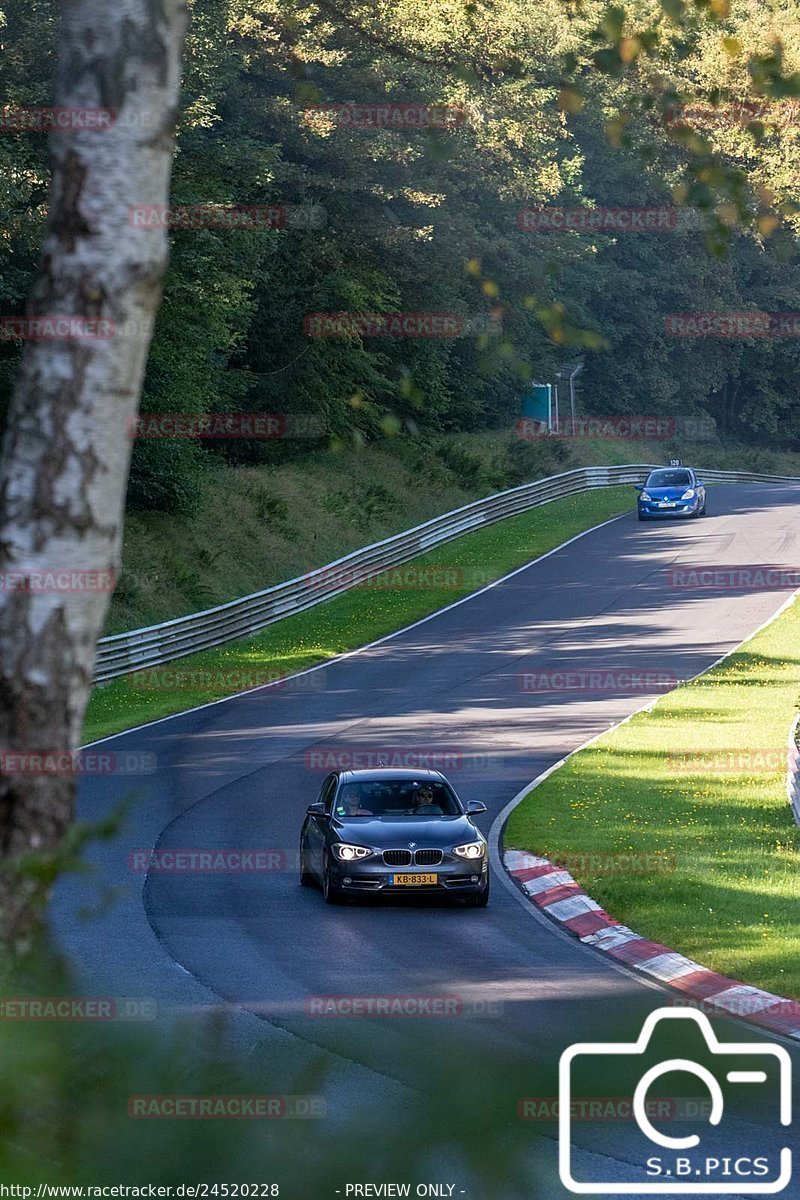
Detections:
634,484,644,492
466,800,487,815
306,801,326,816
696,482,704,488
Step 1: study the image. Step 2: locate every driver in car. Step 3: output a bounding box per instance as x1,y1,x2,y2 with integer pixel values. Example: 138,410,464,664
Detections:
413,784,443,815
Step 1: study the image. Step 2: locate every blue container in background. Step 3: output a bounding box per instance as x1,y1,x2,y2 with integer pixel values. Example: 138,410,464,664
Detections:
521,383,552,426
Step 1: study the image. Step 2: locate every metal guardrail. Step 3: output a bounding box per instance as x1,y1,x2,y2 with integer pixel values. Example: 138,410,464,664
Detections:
95,463,800,683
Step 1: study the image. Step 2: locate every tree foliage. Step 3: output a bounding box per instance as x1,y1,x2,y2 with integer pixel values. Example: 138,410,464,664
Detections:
2,0,800,513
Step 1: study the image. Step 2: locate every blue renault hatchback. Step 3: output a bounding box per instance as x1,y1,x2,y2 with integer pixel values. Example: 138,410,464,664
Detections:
636,466,706,521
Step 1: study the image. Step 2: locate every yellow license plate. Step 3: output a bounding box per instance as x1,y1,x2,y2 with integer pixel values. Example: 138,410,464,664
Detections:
390,873,438,886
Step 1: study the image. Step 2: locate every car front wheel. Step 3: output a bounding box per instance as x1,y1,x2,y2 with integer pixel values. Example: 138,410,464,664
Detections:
466,877,490,907
299,841,315,888
322,852,344,904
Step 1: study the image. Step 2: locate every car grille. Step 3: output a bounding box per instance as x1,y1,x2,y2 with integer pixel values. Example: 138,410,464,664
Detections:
414,849,443,866
383,850,412,866
382,849,443,866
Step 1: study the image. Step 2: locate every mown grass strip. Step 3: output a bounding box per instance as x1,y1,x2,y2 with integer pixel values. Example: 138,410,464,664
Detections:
505,595,800,998
84,487,630,743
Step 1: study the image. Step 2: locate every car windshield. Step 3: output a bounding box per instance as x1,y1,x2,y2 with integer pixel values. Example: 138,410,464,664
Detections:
645,469,691,488
333,780,462,818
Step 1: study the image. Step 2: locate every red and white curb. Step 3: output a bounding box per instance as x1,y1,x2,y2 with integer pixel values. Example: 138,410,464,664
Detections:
503,848,800,1041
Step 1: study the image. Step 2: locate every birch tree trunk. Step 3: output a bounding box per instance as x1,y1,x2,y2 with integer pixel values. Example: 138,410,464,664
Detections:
0,0,188,941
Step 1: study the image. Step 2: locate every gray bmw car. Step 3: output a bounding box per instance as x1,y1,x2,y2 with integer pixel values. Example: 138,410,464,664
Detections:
300,768,489,905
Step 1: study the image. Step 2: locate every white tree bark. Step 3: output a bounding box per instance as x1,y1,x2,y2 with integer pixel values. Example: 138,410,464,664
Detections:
0,0,188,939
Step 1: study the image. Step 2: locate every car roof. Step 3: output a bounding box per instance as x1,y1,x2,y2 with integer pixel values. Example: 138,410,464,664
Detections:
337,768,447,783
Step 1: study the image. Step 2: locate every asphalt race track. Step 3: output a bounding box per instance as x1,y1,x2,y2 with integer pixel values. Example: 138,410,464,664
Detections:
54,484,800,1197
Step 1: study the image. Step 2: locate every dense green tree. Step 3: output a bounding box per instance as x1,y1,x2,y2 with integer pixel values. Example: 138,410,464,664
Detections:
2,0,800,514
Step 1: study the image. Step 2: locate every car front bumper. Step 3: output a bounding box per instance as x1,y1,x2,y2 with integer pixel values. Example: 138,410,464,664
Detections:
330,856,489,895
638,498,700,517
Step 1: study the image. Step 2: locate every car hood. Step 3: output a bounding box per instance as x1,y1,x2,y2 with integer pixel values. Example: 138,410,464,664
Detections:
643,486,691,498
330,815,480,848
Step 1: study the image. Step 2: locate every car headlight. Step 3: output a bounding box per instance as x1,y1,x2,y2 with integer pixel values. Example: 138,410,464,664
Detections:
640,491,652,502
453,842,485,860
681,488,695,499
332,843,372,861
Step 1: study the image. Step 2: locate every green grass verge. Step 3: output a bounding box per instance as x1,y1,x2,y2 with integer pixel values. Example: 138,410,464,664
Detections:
84,487,630,743
505,594,800,998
